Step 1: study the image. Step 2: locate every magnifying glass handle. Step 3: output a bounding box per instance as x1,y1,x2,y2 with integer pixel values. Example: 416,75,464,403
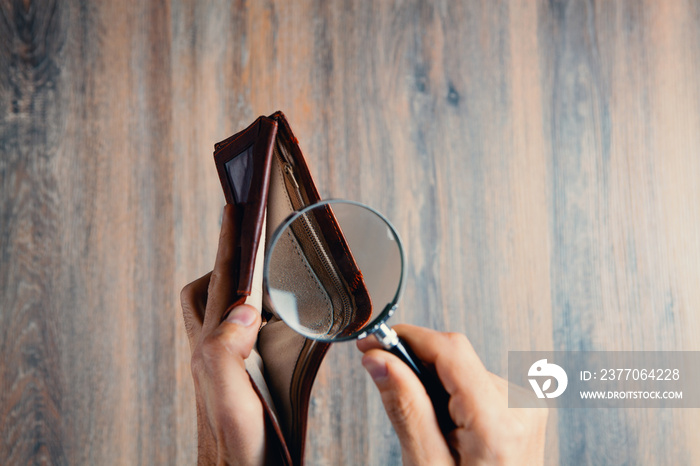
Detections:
375,324,457,435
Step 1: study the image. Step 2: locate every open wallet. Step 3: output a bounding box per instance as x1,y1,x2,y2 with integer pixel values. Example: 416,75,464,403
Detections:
213,111,373,465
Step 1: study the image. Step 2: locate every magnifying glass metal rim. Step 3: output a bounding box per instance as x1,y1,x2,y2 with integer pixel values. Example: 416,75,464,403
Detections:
263,198,406,342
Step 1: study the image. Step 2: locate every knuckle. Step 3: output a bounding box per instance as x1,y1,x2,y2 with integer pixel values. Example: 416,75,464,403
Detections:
444,332,469,348
180,283,195,307
442,332,473,362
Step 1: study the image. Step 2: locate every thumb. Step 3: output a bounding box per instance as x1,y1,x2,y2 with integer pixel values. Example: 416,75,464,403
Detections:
217,304,261,360
362,349,453,465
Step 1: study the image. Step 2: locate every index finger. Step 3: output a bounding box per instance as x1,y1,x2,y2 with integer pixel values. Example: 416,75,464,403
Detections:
180,271,212,346
202,204,242,334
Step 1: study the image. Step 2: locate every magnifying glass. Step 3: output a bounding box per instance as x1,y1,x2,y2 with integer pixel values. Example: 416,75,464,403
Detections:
264,199,455,434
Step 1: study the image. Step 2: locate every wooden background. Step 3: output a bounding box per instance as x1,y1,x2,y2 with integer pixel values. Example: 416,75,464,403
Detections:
1,0,699,464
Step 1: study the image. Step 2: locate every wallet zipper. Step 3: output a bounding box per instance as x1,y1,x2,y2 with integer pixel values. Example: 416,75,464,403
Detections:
280,156,353,334
296,210,352,330
284,163,302,194
276,140,304,209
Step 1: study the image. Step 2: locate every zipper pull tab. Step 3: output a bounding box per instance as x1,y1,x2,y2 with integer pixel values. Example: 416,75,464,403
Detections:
284,163,300,190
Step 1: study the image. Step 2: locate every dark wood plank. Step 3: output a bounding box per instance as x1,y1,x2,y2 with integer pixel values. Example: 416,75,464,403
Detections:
0,1,71,463
2,0,699,464
1,0,178,463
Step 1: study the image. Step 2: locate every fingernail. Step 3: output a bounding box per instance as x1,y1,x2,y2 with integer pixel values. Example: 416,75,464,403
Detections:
225,305,257,327
362,354,388,381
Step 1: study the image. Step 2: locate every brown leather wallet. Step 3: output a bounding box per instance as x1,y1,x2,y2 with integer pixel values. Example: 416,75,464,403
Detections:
213,112,371,465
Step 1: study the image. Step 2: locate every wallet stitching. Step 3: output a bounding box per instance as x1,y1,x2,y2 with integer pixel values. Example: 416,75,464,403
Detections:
326,212,362,293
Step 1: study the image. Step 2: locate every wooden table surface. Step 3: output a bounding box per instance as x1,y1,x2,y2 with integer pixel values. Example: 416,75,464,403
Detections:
2,1,699,464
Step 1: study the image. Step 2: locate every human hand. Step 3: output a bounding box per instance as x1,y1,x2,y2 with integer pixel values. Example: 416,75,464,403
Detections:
357,325,548,465
181,205,267,465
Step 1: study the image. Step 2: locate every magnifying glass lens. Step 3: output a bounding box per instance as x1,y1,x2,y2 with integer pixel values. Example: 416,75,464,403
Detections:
264,201,403,342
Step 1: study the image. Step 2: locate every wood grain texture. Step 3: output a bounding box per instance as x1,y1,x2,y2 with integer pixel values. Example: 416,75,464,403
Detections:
1,0,699,464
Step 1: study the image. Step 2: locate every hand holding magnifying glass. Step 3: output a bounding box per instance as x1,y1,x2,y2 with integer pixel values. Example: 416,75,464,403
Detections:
183,201,548,465
263,200,456,434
